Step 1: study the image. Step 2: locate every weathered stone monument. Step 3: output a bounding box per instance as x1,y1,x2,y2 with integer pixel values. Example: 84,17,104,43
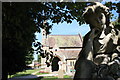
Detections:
74,2,120,80
58,61,64,78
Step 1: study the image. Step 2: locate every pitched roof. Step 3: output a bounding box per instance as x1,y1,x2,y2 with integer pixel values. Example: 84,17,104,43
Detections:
46,34,83,47
57,49,82,59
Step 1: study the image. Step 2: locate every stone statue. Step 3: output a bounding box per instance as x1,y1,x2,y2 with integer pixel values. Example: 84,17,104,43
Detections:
74,2,120,80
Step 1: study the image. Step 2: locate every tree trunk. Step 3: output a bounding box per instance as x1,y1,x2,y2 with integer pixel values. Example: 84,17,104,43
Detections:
2,57,8,80
2,69,8,80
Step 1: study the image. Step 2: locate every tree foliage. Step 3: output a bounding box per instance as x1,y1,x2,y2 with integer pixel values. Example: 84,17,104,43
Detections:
2,2,120,80
37,54,41,63
2,3,36,79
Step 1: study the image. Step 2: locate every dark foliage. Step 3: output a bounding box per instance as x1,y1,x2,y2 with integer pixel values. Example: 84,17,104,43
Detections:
2,2,120,80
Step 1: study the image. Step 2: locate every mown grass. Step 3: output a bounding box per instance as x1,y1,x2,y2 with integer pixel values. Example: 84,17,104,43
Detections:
8,68,41,78
36,72,49,75
64,75,72,78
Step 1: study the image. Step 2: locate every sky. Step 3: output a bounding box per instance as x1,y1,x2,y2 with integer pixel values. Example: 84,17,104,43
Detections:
33,1,119,61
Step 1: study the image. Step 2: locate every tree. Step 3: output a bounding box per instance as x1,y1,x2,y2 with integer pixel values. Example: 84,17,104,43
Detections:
2,3,37,80
2,2,119,80
37,54,41,63
25,49,34,65
116,2,120,23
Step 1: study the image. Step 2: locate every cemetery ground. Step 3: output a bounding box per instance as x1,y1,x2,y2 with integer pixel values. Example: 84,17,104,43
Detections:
8,68,42,78
29,75,73,80
8,68,73,80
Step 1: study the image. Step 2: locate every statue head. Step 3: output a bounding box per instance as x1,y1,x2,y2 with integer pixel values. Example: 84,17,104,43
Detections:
83,2,110,30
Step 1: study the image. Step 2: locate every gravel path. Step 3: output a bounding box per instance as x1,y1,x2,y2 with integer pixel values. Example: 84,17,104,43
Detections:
8,75,40,80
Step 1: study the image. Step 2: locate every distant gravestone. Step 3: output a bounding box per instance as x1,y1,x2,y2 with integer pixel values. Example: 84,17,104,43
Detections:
58,69,64,78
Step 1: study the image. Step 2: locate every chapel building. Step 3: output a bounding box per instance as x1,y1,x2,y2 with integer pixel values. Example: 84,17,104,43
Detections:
41,29,83,75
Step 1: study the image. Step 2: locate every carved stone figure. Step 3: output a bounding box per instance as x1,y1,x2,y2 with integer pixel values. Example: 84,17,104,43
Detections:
74,2,120,80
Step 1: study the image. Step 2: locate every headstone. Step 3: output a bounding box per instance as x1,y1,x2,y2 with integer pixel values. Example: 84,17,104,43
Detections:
58,69,64,78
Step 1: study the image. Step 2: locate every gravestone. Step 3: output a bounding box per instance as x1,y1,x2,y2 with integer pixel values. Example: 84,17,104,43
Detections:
58,69,64,78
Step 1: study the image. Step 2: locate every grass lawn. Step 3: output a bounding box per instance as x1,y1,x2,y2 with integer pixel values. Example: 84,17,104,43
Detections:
64,75,72,78
8,68,41,78
36,72,49,75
